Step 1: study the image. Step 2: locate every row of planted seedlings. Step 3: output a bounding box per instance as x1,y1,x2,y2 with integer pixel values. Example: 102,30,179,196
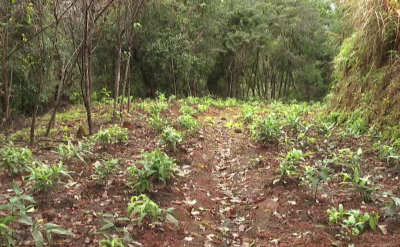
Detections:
0,120,184,246
240,101,400,241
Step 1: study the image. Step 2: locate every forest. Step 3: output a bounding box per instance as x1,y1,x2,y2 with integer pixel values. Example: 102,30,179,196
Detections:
1,0,400,246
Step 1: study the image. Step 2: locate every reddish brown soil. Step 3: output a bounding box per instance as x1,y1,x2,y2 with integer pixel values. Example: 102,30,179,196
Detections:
1,102,400,247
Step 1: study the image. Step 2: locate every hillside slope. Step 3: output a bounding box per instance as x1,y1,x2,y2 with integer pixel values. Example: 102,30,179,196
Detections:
330,0,400,130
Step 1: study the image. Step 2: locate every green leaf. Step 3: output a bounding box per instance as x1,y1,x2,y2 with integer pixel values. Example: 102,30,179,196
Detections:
32,228,44,247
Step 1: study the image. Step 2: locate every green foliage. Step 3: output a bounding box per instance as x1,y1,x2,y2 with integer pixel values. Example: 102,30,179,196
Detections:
283,106,303,132
159,127,184,151
279,149,312,179
57,140,93,164
0,181,35,246
242,104,257,123
25,161,72,201
373,139,400,165
93,125,129,145
177,114,200,135
340,168,378,202
127,149,179,194
91,159,119,186
17,214,74,247
250,115,282,143
385,196,400,218
0,181,72,247
327,204,378,238
147,113,169,133
180,105,196,116
139,100,169,115
127,194,178,228
301,164,332,201
197,104,209,113
0,145,33,175
92,214,131,247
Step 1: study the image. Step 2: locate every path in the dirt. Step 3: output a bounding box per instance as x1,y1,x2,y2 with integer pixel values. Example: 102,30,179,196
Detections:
184,110,275,246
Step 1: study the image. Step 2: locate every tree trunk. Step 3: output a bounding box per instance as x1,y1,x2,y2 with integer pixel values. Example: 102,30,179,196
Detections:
112,7,122,123
120,45,131,116
82,0,95,134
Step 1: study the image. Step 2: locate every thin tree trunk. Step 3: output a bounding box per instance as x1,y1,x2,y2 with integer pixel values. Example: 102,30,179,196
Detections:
120,46,131,116
112,7,122,123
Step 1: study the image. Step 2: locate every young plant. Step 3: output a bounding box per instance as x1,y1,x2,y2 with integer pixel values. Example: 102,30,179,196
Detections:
242,104,256,123
385,196,400,218
180,105,196,116
159,127,184,151
284,109,302,132
92,214,131,247
93,125,129,145
250,114,282,143
301,164,332,201
127,149,179,194
25,161,73,201
327,205,378,239
318,121,335,137
327,204,347,224
197,104,209,113
0,181,36,246
147,113,169,133
91,159,119,186
340,168,378,202
279,149,312,180
17,214,74,247
0,145,33,175
57,140,93,164
177,115,200,135
127,194,178,228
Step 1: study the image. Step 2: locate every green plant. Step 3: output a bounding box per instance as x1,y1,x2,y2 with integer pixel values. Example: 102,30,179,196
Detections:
17,214,74,247
127,194,178,228
279,149,312,180
340,168,378,202
25,161,73,201
250,114,282,143
385,195,400,218
93,125,129,145
284,108,302,132
127,149,179,194
180,105,196,116
327,204,378,239
341,210,378,237
318,121,335,137
91,159,119,186
327,204,347,224
177,114,200,135
301,164,332,201
0,145,33,175
0,181,72,247
147,113,169,133
197,104,209,113
92,214,131,247
57,140,93,164
0,181,36,246
242,104,257,123
159,127,184,151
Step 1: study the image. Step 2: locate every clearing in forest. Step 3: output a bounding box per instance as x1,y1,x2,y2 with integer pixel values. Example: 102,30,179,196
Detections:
0,96,400,247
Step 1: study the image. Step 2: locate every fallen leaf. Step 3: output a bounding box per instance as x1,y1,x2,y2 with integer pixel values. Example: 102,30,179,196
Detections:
378,225,388,235
239,224,246,232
